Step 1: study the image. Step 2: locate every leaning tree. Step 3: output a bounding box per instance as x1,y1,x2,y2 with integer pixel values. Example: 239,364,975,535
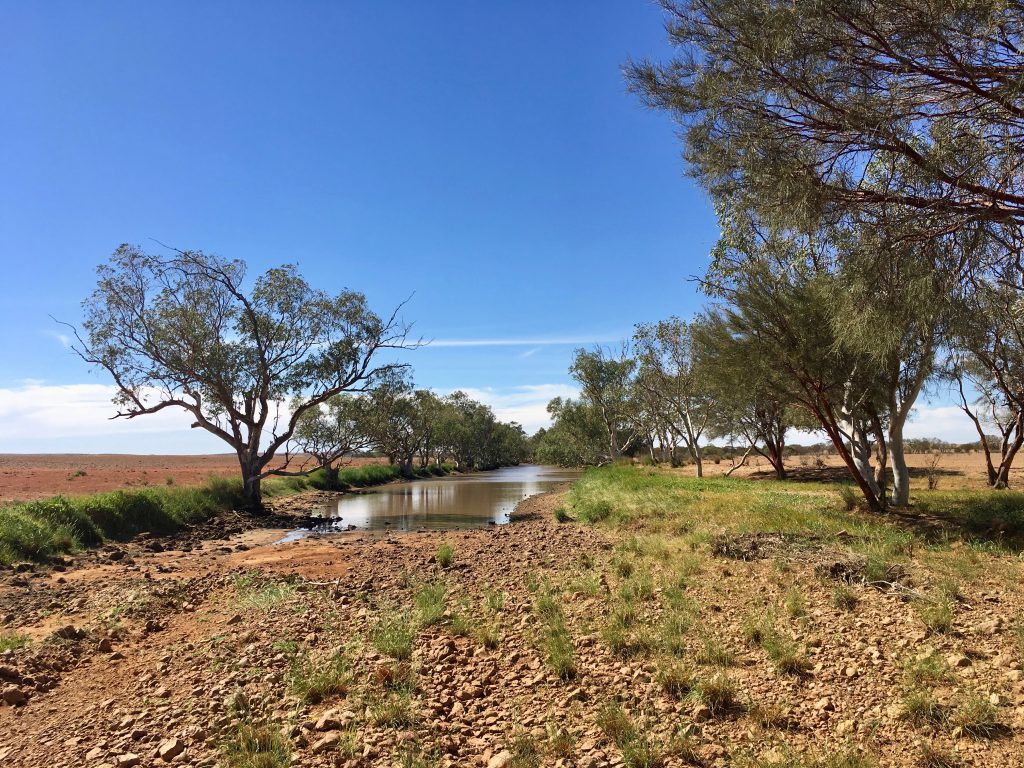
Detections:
71,245,412,510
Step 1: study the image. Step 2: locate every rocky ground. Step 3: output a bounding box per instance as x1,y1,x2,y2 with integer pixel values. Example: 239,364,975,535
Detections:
0,482,1022,767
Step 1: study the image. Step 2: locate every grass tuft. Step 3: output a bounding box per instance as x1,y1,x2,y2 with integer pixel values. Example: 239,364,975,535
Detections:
288,650,350,704
220,722,291,768
371,612,416,660
435,542,455,569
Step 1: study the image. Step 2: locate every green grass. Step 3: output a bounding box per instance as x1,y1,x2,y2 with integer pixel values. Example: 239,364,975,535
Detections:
564,465,1024,554
0,632,30,652
233,574,297,611
533,587,576,679
367,690,418,726
288,650,350,704
371,612,416,660
219,722,291,768
919,597,955,635
413,580,447,627
947,696,1003,738
0,475,307,565
690,673,739,716
594,702,687,768
0,462,437,565
435,542,455,569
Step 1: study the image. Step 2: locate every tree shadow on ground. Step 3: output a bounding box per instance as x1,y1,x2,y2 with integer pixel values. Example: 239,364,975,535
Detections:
743,467,1024,553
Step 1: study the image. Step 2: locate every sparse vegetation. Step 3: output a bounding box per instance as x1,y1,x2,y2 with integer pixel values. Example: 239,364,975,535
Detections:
435,542,455,569
0,631,30,652
371,612,416,660
220,722,291,768
948,696,1002,738
534,587,576,679
413,580,447,627
288,650,350,704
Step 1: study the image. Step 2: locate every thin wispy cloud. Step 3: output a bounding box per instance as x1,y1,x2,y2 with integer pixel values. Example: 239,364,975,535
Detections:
426,336,621,348
42,329,73,349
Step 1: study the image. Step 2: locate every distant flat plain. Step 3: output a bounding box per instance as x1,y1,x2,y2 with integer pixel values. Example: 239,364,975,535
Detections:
0,454,386,502
0,451,1012,502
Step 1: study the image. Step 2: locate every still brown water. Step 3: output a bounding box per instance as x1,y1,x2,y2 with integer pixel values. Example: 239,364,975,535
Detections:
287,464,581,537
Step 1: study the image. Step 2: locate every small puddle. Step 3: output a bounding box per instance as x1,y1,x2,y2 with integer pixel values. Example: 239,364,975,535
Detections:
279,465,580,542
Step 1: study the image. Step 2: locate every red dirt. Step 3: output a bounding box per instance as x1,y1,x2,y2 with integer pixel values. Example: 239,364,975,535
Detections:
0,455,384,503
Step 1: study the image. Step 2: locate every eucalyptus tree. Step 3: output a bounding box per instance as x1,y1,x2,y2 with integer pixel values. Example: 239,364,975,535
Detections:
287,393,371,487
632,317,714,476
627,0,1024,233
704,211,894,509
72,245,410,510
569,347,639,461
692,311,794,479
951,247,1024,487
533,397,608,467
361,376,424,475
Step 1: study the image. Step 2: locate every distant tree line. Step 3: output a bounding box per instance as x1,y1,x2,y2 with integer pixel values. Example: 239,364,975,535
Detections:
287,376,529,488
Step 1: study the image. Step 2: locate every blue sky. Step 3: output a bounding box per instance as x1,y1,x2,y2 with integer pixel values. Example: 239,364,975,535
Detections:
0,2,972,452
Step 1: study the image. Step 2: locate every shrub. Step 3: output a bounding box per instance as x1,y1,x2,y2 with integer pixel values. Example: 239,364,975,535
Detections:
553,506,572,523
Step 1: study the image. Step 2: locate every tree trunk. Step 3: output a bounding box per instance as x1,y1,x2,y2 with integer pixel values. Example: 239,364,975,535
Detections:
849,421,883,503
815,402,883,512
994,427,1024,488
692,442,703,478
239,461,263,512
888,427,911,506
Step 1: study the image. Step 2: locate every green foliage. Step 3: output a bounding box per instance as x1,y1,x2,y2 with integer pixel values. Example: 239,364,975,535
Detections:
78,246,406,510
288,651,350,704
435,542,455,569
413,580,447,627
0,632,30,652
219,722,291,768
0,475,283,565
533,396,609,467
371,613,416,660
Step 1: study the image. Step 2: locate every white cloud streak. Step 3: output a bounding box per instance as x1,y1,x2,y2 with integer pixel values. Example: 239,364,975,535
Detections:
425,337,618,348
